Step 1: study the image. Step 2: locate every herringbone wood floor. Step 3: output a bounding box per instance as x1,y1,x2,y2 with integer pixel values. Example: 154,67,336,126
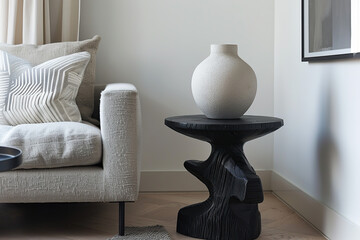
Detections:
0,192,325,239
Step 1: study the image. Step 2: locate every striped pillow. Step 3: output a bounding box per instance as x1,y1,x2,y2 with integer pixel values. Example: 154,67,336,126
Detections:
0,51,90,125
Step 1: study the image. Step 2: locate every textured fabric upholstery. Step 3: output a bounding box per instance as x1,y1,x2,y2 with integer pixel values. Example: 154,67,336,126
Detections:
0,83,141,203
0,124,11,139
100,83,141,201
0,122,102,169
0,167,104,202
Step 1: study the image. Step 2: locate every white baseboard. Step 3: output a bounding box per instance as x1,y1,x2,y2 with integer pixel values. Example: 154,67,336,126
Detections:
272,171,360,240
140,170,272,192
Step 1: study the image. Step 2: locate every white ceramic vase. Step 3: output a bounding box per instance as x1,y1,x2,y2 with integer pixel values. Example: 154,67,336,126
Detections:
191,44,257,119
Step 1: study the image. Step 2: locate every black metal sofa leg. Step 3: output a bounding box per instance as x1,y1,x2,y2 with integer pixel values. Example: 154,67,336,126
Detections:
119,202,125,236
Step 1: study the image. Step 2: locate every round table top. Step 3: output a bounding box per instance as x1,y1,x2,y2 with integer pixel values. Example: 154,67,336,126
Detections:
165,115,284,131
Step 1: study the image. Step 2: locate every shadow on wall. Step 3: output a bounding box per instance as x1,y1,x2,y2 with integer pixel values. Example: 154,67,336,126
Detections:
316,71,341,229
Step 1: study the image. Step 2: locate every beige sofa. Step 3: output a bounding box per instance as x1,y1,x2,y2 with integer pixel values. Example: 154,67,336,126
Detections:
0,83,141,235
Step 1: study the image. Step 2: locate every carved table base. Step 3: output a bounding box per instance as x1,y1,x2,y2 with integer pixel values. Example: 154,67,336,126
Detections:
165,115,283,240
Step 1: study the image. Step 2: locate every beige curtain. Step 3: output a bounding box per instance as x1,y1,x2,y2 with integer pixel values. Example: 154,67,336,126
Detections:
0,0,80,45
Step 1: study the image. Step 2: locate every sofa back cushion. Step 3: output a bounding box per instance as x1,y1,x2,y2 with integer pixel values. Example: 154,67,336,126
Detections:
0,36,101,125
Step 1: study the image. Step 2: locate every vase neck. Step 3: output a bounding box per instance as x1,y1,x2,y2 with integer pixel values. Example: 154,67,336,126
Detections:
210,44,238,56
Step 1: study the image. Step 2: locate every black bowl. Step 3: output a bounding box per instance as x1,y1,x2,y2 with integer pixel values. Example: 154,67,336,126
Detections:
0,146,22,172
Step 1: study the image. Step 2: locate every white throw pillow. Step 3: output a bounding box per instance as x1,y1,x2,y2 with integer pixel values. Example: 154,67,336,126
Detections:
0,50,90,125
0,36,101,125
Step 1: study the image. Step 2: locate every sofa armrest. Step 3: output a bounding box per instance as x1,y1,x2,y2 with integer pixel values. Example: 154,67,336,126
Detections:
100,83,141,201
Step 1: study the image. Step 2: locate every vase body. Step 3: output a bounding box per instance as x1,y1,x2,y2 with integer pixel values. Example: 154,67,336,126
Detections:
191,44,257,119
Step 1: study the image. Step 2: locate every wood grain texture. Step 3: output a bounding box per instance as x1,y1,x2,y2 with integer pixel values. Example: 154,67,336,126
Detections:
0,192,325,240
165,115,284,240
177,149,262,240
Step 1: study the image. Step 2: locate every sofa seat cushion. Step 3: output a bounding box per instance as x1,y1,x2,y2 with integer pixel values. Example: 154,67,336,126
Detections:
0,122,102,169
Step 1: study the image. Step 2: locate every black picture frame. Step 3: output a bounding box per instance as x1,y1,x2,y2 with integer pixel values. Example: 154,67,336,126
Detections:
302,0,360,62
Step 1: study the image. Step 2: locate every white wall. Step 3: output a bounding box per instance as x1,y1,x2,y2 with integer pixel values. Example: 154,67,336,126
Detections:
274,0,360,227
80,0,275,171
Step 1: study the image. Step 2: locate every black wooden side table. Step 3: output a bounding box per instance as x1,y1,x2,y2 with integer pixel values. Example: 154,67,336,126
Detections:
165,115,283,240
